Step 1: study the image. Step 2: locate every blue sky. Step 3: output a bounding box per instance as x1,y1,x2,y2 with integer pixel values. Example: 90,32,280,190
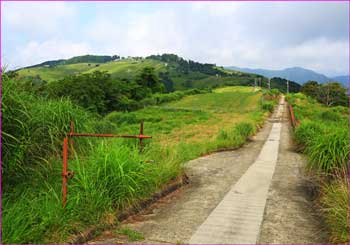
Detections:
2,1,349,76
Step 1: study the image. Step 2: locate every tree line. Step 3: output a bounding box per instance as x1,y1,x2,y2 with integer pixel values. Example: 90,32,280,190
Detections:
146,54,226,76
301,81,348,106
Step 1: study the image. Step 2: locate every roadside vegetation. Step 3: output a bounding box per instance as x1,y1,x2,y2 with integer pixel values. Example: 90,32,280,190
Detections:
286,90,349,243
3,64,277,243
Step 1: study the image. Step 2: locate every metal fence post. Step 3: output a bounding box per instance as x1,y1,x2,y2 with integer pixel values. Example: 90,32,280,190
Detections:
139,121,144,151
69,120,74,156
62,137,68,207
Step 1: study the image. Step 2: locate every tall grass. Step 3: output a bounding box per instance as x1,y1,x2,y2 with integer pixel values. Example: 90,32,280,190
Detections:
288,93,349,243
306,126,349,173
2,76,96,190
289,94,348,174
319,179,349,243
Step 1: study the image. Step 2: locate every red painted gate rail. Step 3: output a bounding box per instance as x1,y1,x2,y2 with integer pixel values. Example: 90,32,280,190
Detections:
62,121,152,207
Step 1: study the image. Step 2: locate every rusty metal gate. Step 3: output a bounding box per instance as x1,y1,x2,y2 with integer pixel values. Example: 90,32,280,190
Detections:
62,121,152,206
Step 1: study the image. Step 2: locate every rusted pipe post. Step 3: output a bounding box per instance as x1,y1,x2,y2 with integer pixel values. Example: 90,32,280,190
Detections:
289,104,296,128
139,121,144,151
69,121,74,156
62,137,68,207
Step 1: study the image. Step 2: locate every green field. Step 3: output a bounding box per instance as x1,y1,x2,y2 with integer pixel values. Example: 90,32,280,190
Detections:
3,77,273,243
106,86,265,148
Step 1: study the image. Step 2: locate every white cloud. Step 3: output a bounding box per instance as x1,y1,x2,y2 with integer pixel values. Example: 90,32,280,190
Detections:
280,38,349,75
190,2,241,16
85,9,187,57
9,40,91,69
3,2,76,36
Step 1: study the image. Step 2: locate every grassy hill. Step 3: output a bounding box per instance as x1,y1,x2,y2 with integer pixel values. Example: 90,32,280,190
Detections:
16,54,284,91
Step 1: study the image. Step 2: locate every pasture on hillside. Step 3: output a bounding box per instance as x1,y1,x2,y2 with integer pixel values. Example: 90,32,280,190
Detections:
16,56,264,91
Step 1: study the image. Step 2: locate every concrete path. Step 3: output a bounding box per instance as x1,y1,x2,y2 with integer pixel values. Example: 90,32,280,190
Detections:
189,100,284,244
89,96,325,244
258,99,327,243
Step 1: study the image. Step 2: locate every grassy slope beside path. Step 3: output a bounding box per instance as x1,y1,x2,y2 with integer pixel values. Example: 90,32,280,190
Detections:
287,93,349,243
3,84,269,243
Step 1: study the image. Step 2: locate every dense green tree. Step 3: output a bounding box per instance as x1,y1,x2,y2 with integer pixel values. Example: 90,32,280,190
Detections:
135,67,164,93
48,71,107,113
146,53,226,76
47,68,166,114
300,80,347,107
159,72,174,92
269,77,301,93
301,81,319,98
318,82,347,106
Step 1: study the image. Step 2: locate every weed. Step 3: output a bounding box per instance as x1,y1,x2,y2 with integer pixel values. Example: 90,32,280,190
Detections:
116,228,144,241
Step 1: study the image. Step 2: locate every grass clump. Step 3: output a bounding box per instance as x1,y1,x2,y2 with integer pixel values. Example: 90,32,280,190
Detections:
293,121,323,151
234,122,254,138
261,101,275,113
306,127,349,173
319,179,349,243
216,122,255,149
116,228,144,241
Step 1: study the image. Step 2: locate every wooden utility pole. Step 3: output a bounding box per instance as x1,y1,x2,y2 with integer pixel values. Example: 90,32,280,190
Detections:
287,80,289,94
268,78,271,90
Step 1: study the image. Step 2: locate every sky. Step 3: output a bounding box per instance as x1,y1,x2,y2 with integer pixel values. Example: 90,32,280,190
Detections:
2,1,349,76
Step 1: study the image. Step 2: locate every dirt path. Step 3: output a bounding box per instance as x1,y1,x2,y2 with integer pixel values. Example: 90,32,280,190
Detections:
90,97,325,244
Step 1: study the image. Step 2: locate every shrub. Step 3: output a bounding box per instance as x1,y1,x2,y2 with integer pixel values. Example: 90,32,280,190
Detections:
140,97,157,107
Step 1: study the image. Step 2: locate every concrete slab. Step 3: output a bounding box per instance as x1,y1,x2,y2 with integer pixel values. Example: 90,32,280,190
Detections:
189,102,284,244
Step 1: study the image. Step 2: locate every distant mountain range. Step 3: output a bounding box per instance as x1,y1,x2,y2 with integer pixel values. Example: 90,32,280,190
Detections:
226,66,348,87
